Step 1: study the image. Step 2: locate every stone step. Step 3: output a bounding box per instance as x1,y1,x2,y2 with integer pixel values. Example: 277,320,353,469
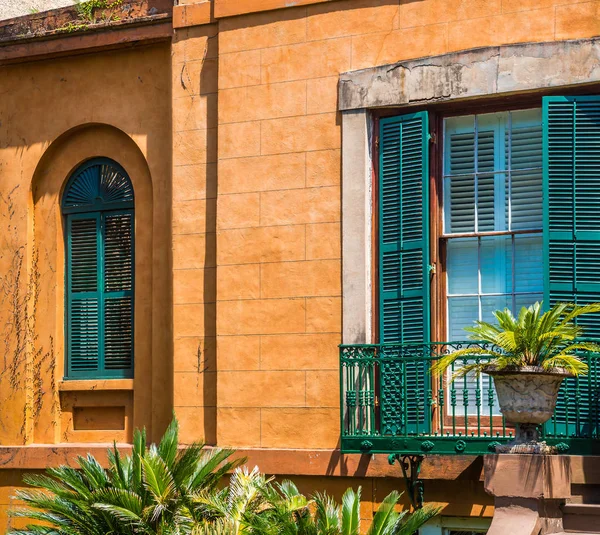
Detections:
563,503,600,533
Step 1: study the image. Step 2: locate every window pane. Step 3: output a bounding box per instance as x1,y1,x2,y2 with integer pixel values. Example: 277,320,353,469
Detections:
515,293,543,312
477,173,496,232
444,109,543,234
508,108,543,170
511,170,543,230
514,234,543,293
448,297,478,340
482,295,511,323
447,239,478,295
444,116,475,176
444,108,543,353
481,235,512,294
476,129,496,173
476,113,500,172
447,176,475,233
509,109,543,231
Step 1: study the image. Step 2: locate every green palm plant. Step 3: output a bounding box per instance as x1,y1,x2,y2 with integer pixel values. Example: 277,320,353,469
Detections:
9,418,244,535
433,301,600,378
193,466,275,535
240,481,440,535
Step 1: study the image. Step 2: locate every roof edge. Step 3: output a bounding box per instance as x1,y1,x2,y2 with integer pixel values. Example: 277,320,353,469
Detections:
0,0,172,46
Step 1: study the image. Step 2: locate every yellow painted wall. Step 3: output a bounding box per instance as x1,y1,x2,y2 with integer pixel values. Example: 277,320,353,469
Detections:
184,0,600,450
2,0,600,530
0,43,173,445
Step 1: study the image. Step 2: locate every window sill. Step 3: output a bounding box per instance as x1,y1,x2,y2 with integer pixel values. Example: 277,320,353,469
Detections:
58,379,134,392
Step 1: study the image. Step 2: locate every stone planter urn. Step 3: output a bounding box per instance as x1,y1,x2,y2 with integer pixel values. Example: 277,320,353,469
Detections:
484,366,573,453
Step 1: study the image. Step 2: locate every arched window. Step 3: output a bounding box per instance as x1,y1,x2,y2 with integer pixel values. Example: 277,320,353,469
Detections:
62,158,134,379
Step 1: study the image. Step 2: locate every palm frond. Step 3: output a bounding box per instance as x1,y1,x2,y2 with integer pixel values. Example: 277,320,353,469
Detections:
394,505,441,535
132,426,147,496
431,348,505,375
541,354,589,375
108,442,128,490
158,417,180,471
77,455,109,490
92,503,144,525
341,487,360,535
313,492,340,535
433,301,600,375
142,451,177,506
367,491,400,535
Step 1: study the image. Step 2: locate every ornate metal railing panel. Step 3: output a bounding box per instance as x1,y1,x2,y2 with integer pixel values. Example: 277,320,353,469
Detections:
340,342,600,455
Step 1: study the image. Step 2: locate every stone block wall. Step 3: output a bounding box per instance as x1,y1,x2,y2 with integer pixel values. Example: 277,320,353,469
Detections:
170,0,600,450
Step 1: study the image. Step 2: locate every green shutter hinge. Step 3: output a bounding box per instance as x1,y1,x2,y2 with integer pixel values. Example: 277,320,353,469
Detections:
428,264,436,274
428,133,436,144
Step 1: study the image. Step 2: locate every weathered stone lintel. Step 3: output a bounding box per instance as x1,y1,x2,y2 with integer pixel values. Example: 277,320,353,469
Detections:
338,38,600,111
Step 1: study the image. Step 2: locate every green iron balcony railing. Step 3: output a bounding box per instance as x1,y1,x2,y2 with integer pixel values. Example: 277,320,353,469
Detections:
340,342,600,455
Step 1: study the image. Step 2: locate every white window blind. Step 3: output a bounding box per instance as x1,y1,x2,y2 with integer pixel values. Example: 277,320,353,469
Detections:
443,109,543,415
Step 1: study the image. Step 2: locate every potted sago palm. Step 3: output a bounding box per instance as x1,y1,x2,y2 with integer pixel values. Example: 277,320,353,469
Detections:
433,302,600,452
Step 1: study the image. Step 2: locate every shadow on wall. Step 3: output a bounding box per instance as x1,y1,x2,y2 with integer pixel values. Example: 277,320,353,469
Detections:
172,23,218,444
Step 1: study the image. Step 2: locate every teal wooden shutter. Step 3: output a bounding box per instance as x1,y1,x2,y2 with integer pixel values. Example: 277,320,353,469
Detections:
378,112,430,435
103,211,134,373
67,214,101,375
64,159,134,379
544,96,600,438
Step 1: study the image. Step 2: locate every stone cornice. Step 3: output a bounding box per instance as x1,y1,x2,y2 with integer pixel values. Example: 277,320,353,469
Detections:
338,38,600,111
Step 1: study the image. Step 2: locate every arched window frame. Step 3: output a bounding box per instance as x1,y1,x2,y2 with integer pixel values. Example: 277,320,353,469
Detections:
62,158,135,379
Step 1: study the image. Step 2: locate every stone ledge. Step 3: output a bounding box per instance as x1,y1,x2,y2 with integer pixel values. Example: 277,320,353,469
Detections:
0,19,172,65
58,379,134,391
1,444,598,485
338,38,600,111
0,444,481,479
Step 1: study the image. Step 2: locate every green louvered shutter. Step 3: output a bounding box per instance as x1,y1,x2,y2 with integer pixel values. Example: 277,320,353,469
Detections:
544,96,600,438
103,211,134,373
64,158,134,379
67,214,102,375
378,112,430,435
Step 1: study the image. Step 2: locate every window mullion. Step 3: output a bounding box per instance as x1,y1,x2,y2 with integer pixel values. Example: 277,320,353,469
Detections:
474,116,479,234
512,233,516,313
507,111,513,233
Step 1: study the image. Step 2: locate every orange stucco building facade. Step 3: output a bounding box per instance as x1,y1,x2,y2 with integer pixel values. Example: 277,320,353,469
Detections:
2,0,600,532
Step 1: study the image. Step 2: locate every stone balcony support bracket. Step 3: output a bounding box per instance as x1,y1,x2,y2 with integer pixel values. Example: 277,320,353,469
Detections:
484,454,572,535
